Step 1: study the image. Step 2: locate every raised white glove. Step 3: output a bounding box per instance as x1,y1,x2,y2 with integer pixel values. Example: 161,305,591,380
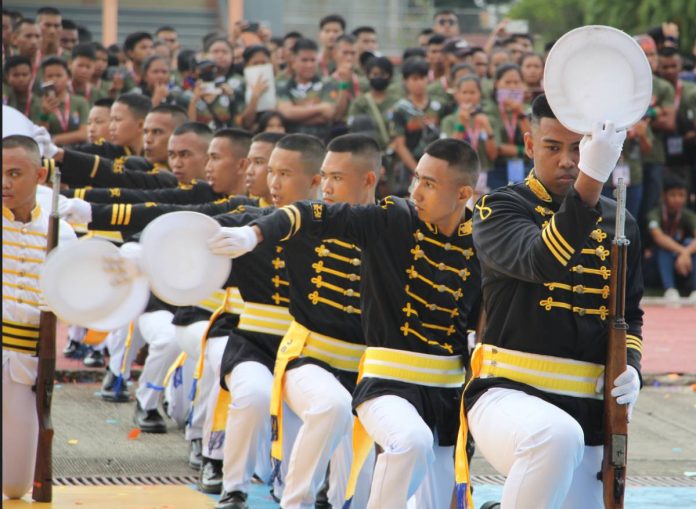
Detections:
578,121,627,184
58,198,92,224
102,242,143,286
32,125,59,159
611,365,640,422
207,225,259,258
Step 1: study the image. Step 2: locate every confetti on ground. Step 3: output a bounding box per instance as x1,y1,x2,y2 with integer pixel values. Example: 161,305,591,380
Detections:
67,439,79,445
106,419,119,424
127,428,141,440
685,472,696,477
672,448,683,453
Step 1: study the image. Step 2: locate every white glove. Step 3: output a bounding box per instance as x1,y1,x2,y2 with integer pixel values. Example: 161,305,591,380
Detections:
207,225,259,258
32,125,59,159
58,198,92,224
102,242,144,286
578,121,627,184
611,365,640,422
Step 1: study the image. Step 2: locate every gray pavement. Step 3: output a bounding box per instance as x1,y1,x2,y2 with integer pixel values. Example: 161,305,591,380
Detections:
52,383,696,483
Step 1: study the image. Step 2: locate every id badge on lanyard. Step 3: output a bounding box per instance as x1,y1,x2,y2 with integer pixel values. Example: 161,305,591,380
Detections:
666,135,684,156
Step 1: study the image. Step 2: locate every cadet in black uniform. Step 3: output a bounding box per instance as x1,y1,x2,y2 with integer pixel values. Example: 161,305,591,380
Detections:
212,134,380,509
464,95,642,509
211,138,482,509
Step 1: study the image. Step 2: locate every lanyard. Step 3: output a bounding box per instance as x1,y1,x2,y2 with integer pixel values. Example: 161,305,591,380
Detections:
464,118,481,152
499,106,519,144
29,50,42,91
674,81,683,111
23,90,33,117
54,95,72,132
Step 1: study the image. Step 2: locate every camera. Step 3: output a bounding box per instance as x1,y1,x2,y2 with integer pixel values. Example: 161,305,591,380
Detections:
243,22,259,33
196,60,217,83
40,81,56,96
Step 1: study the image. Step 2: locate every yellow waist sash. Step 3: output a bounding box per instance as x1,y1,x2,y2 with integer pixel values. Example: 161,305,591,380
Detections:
345,347,468,507
2,320,39,355
474,344,605,400
237,302,293,337
197,287,244,315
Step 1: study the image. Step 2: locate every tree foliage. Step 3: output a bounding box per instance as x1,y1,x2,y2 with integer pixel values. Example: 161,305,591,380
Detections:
508,0,696,53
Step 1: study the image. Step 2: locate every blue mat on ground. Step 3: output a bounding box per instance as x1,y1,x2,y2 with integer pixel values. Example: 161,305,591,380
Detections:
197,483,696,508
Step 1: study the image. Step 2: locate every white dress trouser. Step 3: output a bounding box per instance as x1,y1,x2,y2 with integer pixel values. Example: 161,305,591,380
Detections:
136,310,181,411
201,335,227,460
165,353,196,429
222,361,274,493
356,394,454,509
468,387,603,509
280,364,354,509
2,362,37,499
327,424,375,509
171,321,209,436
106,323,142,379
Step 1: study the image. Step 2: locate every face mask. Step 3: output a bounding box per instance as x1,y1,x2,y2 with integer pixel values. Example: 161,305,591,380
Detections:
369,76,390,91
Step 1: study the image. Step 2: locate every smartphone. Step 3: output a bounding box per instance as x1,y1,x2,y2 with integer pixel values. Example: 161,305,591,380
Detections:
506,19,529,35
40,81,56,96
243,22,260,33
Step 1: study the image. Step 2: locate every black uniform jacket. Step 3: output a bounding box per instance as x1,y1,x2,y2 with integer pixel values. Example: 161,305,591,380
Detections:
252,196,482,446
63,179,223,205
60,149,175,190
217,206,291,389
465,172,643,446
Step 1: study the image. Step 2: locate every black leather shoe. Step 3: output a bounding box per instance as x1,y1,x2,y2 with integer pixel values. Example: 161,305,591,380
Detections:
83,348,105,368
480,503,501,509
134,401,167,433
63,339,87,359
189,438,203,470
198,457,223,494
315,477,331,509
215,490,248,509
100,368,130,403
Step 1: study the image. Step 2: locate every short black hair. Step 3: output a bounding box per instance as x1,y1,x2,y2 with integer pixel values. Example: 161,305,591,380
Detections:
427,34,447,46
177,49,198,72
37,7,61,17
257,111,287,133
434,9,456,19
454,74,481,91
252,131,286,145
115,93,152,119
93,97,114,109
151,103,189,127
662,174,688,193
276,134,325,175
141,54,168,75
365,56,393,77
402,57,429,79
3,135,41,166
494,62,521,82
335,34,356,46
213,128,254,158
658,46,680,58
530,93,557,125
424,138,480,186
403,47,426,61
13,18,37,33
173,122,214,145
283,31,303,42
123,31,152,53
327,133,381,172
90,41,107,54
242,44,270,64
61,18,77,30
4,55,31,75
204,36,232,53
319,14,346,31
451,63,476,79
41,56,69,73
352,26,376,38
292,37,318,54
72,43,96,60
77,25,92,42
511,33,533,43
156,25,177,35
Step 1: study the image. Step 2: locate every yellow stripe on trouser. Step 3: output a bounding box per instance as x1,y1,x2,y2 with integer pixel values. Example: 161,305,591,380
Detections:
345,347,468,507
119,322,136,374
2,320,40,355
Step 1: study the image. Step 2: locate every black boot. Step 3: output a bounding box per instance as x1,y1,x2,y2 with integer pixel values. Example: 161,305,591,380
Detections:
83,348,105,368
100,368,130,403
63,339,87,359
216,490,248,509
133,400,167,433
198,457,223,494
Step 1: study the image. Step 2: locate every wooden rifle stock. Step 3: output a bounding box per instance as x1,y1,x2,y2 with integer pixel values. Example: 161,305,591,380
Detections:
32,161,61,502
602,179,629,509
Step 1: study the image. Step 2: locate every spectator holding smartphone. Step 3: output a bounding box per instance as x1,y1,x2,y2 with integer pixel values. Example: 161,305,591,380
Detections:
33,56,89,145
